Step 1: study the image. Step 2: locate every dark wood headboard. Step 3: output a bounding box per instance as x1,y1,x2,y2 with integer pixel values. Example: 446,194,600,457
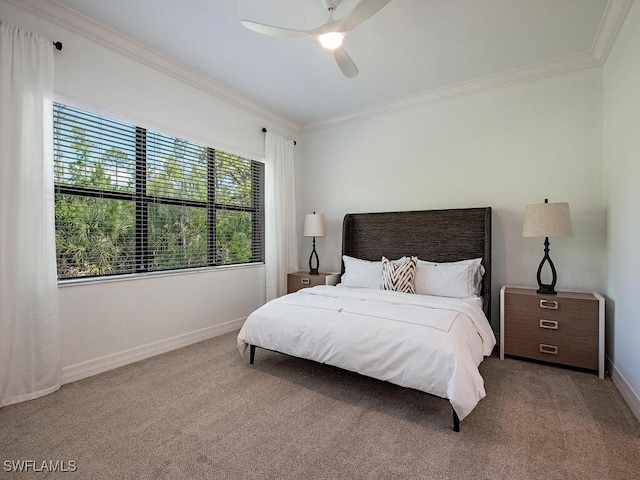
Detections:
341,208,492,321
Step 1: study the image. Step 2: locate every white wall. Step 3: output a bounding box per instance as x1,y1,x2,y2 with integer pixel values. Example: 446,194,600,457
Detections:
603,1,640,416
298,68,605,328
58,267,264,372
0,1,294,377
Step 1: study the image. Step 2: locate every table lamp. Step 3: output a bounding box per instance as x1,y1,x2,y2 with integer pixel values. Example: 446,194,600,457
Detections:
522,199,572,295
303,212,325,275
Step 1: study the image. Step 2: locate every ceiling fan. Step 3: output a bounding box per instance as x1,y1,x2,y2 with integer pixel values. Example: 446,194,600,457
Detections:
241,0,392,78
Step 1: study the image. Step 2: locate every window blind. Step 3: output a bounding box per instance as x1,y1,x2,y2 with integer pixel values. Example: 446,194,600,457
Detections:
53,102,264,280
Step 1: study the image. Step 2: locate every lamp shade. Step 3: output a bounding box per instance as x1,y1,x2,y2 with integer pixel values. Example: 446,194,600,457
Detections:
303,213,326,237
523,202,572,238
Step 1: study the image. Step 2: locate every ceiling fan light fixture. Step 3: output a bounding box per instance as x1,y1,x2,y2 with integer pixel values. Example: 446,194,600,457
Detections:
318,32,344,50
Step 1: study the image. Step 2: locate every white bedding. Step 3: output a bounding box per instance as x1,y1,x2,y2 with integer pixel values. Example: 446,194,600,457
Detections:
237,285,496,420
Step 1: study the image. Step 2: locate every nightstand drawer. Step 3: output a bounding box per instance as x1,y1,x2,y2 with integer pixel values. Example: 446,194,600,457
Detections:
287,271,340,294
505,290,598,322
504,325,598,370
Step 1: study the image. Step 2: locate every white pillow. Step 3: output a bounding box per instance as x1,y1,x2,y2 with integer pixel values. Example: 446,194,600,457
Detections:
341,255,382,289
414,258,484,298
340,255,409,289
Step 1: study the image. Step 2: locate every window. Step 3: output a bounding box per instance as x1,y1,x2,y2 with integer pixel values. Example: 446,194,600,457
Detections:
53,103,264,280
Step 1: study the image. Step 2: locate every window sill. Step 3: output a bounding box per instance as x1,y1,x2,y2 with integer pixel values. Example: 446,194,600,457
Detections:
57,263,265,288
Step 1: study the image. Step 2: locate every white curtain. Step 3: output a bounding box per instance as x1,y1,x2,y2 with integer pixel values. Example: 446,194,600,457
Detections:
0,21,61,407
264,132,298,301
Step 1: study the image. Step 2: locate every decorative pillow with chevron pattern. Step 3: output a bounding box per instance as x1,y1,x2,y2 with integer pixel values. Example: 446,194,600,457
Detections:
381,256,417,294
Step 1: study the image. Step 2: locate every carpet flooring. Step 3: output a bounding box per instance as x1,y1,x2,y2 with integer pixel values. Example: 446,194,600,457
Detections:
1,331,639,479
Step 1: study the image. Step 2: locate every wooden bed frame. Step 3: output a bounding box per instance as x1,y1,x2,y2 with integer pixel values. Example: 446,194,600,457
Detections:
250,207,492,432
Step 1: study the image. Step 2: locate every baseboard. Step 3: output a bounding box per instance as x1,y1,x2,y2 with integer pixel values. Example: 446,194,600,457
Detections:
607,354,640,424
61,318,246,384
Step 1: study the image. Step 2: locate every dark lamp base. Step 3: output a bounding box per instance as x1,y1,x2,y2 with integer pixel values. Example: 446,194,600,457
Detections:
308,237,320,276
536,237,558,296
536,284,557,295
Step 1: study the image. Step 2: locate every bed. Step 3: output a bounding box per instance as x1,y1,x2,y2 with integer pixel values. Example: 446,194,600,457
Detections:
237,207,495,431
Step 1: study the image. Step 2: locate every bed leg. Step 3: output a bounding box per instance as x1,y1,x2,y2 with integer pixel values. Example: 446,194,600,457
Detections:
452,408,460,432
249,345,256,365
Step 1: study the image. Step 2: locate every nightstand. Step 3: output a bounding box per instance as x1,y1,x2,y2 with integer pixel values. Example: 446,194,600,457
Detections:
287,271,340,294
500,285,605,378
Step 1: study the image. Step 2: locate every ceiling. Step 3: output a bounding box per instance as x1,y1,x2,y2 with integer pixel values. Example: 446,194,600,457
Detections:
34,0,625,129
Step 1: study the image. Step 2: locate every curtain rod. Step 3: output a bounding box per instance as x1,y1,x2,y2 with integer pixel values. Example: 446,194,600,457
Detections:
262,128,296,146
53,41,62,51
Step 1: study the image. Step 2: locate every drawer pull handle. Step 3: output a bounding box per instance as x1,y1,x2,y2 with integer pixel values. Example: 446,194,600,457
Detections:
539,299,559,310
301,278,310,285
539,319,558,330
539,344,558,355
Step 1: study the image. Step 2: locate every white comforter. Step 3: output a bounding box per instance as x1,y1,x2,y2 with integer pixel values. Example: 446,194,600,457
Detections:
237,285,496,420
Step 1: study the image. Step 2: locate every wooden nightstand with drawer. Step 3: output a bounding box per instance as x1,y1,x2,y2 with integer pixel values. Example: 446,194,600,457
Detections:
500,285,605,378
287,271,340,294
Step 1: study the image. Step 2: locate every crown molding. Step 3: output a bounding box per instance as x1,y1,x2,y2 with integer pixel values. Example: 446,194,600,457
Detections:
302,51,600,133
5,0,301,135
591,0,635,63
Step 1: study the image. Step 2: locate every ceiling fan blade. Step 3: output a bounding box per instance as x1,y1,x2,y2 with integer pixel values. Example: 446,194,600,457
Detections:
333,46,359,78
241,20,311,38
339,0,392,32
